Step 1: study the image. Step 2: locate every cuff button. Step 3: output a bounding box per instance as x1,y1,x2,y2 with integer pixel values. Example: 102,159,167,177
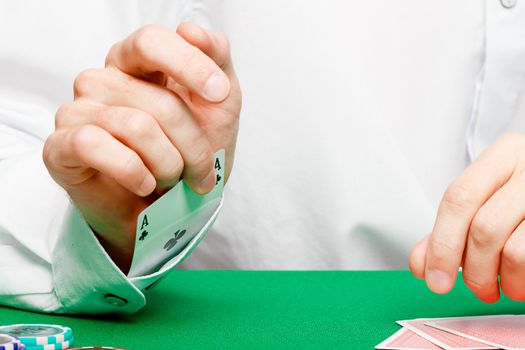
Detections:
104,294,128,307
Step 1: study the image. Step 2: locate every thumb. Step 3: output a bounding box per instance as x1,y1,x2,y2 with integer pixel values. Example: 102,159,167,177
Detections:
176,22,234,74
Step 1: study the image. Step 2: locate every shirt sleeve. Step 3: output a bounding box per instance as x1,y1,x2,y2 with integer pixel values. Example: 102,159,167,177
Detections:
0,100,221,315
0,0,219,314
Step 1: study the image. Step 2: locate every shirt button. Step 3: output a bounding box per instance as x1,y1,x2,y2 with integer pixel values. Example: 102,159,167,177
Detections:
104,294,128,307
501,0,517,8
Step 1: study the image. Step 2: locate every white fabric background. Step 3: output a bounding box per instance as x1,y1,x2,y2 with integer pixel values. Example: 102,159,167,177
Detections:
181,0,491,269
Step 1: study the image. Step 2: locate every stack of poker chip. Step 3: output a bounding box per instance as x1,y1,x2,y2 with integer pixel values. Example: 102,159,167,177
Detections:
0,324,73,350
69,348,126,350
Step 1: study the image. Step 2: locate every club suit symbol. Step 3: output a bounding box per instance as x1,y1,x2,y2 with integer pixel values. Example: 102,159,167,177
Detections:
164,229,187,251
139,230,148,241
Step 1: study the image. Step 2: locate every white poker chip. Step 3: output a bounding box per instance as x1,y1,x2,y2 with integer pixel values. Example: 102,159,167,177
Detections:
23,338,73,350
0,325,72,346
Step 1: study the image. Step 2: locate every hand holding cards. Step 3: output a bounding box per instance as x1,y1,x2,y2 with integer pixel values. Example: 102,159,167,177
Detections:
128,150,225,277
44,23,241,270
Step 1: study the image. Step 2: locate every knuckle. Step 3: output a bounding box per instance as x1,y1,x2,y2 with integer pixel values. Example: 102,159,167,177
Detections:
119,154,143,180
469,214,500,248
73,68,103,97
55,103,77,128
123,111,156,139
502,243,525,267
428,237,458,264
132,25,165,61
178,45,212,86
155,92,184,123
185,46,208,72
69,125,98,153
158,157,184,181
441,183,473,213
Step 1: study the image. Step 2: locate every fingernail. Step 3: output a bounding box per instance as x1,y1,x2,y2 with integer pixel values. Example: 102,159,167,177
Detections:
427,270,453,294
139,173,156,196
203,72,230,102
198,170,216,194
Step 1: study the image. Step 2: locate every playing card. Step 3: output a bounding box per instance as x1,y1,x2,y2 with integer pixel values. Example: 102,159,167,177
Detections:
375,327,443,350
398,318,497,350
427,315,525,350
127,150,225,277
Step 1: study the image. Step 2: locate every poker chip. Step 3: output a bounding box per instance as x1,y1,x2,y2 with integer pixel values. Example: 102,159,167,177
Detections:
0,325,72,346
0,324,125,350
23,338,72,350
68,348,126,350
0,334,21,350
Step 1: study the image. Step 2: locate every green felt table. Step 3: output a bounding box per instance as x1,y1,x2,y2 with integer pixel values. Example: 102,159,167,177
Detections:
1,271,524,349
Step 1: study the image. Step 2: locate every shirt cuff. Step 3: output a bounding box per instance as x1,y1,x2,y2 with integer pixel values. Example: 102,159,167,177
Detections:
52,197,224,314
52,204,145,314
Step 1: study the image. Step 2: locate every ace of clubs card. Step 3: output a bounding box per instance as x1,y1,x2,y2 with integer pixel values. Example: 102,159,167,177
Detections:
127,150,225,277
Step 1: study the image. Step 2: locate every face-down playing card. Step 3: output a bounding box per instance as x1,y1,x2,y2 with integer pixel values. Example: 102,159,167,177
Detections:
426,315,525,350
398,318,497,350
127,150,225,277
376,327,442,349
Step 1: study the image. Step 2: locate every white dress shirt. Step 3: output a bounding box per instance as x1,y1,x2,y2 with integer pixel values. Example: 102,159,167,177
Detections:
1,0,524,313
180,0,525,269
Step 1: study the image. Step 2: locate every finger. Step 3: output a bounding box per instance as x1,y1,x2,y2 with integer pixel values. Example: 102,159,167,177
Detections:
425,135,519,294
71,71,215,193
106,24,230,102
500,220,525,301
44,125,155,196
462,170,525,303
409,235,429,279
56,102,185,188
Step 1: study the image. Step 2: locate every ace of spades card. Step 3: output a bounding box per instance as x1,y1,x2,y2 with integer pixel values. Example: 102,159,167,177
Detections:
127,150,225,277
